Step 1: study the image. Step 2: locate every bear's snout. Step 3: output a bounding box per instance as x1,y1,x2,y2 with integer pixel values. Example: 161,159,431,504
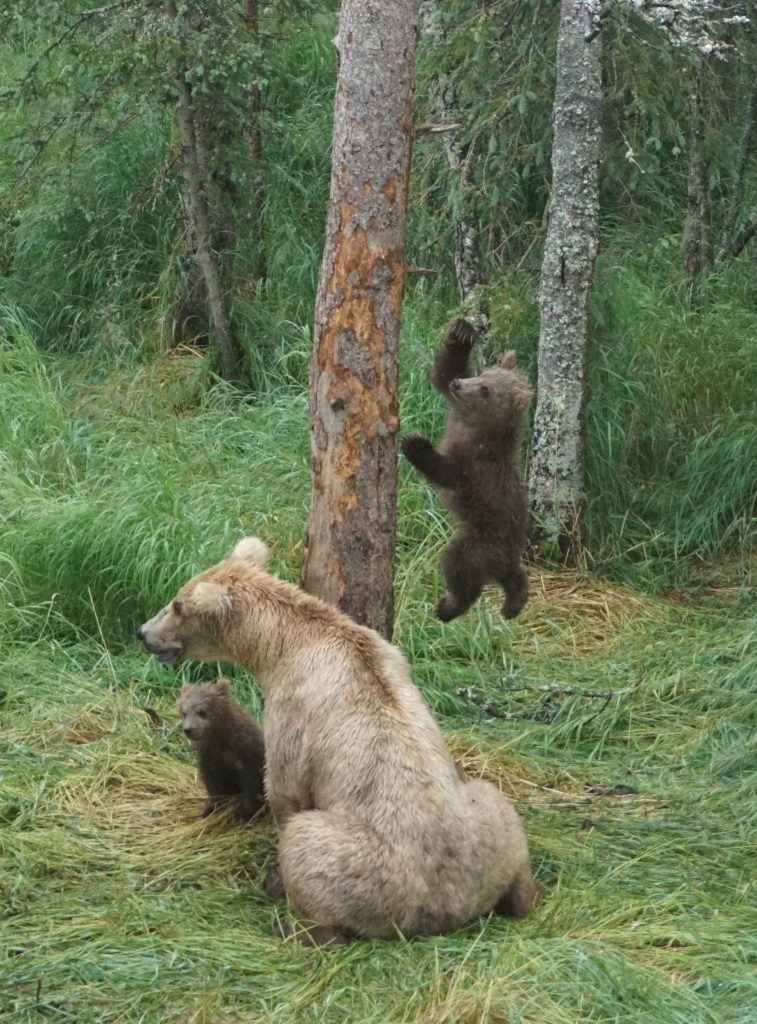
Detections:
183,724,194,738
136,624,145,640
450,377,462,392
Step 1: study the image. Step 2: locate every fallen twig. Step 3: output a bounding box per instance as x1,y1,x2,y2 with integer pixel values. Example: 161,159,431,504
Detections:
456,682,630,726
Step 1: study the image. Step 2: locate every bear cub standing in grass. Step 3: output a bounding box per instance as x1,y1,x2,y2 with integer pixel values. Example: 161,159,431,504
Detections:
402,318,532,621
178,679,266,819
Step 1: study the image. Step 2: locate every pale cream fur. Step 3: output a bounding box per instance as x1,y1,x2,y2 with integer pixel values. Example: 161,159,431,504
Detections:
138,538,541,939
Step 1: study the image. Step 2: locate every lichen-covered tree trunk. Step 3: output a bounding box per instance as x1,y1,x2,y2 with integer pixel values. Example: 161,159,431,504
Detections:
529,0,602,548
301,0,418,638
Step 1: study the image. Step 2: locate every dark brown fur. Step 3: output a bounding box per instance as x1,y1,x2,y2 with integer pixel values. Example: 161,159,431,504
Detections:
178,679,265,819
402,319,532,621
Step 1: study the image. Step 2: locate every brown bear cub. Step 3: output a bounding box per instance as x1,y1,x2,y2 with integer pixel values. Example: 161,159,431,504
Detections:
178,679,265,819
402,318,532,621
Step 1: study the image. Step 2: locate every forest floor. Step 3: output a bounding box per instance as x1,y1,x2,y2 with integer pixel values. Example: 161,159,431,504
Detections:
2,567,754,1023
1,351,755,1024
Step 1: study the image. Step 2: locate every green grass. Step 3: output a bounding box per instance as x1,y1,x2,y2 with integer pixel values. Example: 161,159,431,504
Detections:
1,306,755,1023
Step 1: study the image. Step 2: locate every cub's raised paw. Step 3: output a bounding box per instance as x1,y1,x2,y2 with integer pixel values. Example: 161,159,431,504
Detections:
446,318,477,350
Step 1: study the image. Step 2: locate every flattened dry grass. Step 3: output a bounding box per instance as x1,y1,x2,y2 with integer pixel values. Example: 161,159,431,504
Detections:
2,575,755,1024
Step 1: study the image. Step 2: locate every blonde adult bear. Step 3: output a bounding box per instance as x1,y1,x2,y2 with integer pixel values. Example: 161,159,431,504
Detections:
138,538,542,943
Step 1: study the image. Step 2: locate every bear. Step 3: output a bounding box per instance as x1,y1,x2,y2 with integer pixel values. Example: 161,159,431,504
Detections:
138,537,542,944
401,318,532,621
177,679,266,820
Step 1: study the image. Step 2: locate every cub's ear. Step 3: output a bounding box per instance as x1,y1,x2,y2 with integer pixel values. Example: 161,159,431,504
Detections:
180,684,192,696
215,678,231,695
500,350,517,370
191,580,232,615
231,536,270,568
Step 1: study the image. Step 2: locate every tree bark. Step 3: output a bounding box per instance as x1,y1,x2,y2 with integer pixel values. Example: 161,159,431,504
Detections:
301,0,418,638
246,0,266,283
529,0,602,548
722,76,757,254
170,189,209,348
419,2,483,317
682,64,712,279
165,0,242,382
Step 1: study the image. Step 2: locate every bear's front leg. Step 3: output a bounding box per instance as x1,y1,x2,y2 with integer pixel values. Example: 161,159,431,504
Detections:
431,318,477,394
401,435,458,489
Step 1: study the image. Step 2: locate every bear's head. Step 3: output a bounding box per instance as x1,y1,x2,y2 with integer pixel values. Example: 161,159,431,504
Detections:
177,679,231,741
137,537,269,667
448,351,532,428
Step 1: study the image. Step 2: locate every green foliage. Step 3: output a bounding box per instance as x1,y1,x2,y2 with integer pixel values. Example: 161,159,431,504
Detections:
584,237,757,585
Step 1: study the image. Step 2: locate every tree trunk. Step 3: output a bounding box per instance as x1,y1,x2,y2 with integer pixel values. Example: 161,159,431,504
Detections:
529,0,602,549
166,0,242,382
301,0,418,639
722,76,757,254
246,0,266,284
682,64,712,279
170,189,209,348
420,2,483,318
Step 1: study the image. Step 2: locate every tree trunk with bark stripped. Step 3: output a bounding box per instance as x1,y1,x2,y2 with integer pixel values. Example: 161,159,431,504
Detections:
301,0,418,638
529,0,602,549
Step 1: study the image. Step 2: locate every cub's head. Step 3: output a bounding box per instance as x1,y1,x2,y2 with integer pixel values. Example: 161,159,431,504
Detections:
178,680,231,741
137,537,269,667
448,351,532,427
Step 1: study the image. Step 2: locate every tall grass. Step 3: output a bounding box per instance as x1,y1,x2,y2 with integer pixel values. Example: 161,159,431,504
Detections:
584,238,757,586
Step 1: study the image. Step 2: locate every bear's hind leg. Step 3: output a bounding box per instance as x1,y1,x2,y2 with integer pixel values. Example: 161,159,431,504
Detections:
498,565,529,619
494,868,544,918
278,809,402,940
437,538,487,621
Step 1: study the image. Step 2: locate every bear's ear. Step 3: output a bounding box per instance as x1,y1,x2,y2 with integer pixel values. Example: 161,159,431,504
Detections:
215,678,231,695
500,350,518,370
231,536,270,568
180,684,192,696
191,580,232,615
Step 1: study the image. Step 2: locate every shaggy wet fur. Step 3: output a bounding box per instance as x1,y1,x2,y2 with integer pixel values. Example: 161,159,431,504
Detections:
402,319,532,621
139,538,542,943
178,679,265,819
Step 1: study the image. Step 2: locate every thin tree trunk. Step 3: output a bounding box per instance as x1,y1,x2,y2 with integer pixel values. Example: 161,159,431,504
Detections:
170,189,209,348
722,76,757,253
420,2,483,314
728,206,757,257
165,0,242,382
529,0,602,549
302,0,418,638
246,0,266,283
682,65,712,279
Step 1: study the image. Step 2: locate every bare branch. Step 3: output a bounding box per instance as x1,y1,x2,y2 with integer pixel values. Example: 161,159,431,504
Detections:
456,682,630,726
